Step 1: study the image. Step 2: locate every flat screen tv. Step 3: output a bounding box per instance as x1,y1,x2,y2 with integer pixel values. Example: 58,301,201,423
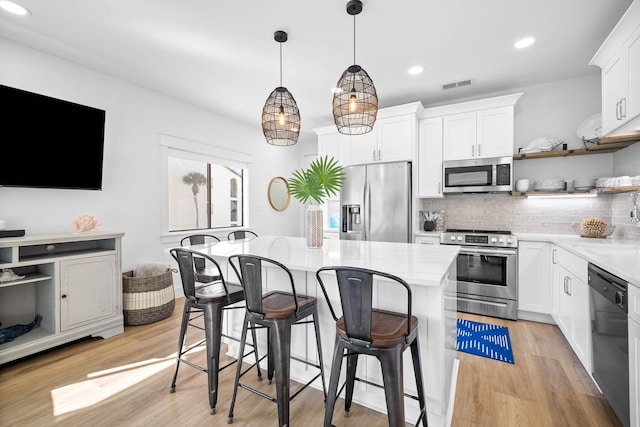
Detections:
0,84,106,190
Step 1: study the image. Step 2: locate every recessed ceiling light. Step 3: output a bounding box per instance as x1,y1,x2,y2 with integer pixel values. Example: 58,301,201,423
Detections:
0,1,31,16
408,66,424,76
514,37,535,49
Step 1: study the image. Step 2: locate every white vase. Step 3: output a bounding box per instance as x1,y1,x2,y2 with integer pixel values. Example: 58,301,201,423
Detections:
306,205,323,248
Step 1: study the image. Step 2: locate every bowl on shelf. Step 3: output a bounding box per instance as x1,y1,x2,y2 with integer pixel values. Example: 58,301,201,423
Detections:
571,223,615,238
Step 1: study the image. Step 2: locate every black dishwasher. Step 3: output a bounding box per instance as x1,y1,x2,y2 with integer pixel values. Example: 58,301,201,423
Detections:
588,263,629,427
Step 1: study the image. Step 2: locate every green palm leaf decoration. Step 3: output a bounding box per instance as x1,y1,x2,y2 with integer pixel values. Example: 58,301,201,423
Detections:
288,155,344,205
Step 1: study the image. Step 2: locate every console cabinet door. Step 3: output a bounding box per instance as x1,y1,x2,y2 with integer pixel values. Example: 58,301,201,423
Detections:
60,254,117,331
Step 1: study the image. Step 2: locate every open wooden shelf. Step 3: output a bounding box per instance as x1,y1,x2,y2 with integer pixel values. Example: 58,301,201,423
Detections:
596,185,640,194
513,130,640,160
512,186,640,196
511,190,593,196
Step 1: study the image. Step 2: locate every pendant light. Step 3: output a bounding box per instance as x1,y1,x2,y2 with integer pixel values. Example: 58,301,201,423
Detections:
262,30,300,146
332,0,378,135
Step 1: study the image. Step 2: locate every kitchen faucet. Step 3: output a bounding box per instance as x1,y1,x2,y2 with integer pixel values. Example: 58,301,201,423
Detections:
631,191,639,223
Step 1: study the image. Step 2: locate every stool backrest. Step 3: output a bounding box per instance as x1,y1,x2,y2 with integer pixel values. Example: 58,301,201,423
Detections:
180,234,221,270
316,266,413,344
228,230,258,242
170,247,228,302
229,254,298,315
180,234,221,246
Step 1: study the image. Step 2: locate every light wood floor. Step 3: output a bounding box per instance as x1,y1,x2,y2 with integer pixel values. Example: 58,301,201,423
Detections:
0,298,622,427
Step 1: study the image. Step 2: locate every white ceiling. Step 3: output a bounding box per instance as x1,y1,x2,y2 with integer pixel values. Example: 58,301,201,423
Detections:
0,0,634,136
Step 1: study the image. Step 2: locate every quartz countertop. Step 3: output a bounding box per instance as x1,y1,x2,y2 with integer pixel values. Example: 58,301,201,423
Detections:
180,235,459,287
516,232,640,288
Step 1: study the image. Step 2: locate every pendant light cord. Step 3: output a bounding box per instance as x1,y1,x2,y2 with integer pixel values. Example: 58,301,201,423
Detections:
353,14,356,65
279,42,283,87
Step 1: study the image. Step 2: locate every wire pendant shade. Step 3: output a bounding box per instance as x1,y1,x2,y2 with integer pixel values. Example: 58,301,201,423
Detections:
262,30,300,146
262,86,300,146
332,64,378,135
333,0,378,135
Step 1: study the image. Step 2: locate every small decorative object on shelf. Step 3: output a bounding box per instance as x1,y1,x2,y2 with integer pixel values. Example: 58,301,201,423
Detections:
573,217,615,238
0,268,25,283
71,214,101,232
0,315,42,344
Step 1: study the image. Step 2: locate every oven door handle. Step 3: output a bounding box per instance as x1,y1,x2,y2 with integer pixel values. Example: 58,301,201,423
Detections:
459,247,517,256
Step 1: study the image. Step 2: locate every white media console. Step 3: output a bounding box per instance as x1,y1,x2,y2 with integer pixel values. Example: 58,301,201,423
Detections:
0,231,124,364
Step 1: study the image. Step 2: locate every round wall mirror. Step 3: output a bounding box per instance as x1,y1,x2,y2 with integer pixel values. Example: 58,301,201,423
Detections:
268,177,291,211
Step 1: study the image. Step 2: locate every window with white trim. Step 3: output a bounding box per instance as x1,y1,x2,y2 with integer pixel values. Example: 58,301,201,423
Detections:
161,134,250,233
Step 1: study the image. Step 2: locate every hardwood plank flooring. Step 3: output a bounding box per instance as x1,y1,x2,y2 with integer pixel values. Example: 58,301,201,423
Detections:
0,299,623,426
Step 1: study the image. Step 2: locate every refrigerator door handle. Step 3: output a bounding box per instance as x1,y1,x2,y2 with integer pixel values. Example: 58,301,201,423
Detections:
364,173,370,241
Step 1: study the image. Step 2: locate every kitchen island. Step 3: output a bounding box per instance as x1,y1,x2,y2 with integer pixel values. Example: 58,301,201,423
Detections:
179,235,459,427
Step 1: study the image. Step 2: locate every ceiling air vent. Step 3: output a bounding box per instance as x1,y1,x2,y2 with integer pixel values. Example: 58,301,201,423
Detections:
442,78,474,90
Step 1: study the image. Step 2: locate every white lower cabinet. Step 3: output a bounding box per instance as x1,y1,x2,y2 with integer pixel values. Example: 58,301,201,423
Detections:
629,284,640,427
551,245,591,371
0,232,124,364
518,241,552,321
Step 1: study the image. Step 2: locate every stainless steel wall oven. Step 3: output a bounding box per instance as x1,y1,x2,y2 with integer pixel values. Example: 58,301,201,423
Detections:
441,229,518,320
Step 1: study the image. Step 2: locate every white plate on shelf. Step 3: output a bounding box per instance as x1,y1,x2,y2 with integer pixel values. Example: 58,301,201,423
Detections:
576,113,602,140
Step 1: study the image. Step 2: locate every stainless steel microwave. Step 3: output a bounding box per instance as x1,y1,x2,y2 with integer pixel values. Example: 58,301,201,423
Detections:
443,156,513,193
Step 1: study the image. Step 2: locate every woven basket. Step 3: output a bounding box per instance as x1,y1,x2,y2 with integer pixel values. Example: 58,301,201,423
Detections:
122,268,175,325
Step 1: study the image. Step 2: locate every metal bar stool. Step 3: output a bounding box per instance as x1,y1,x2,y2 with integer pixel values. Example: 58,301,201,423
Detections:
315,266,428,427
226,254,326,427
169,248,260,415
180,234,222,283
227,230,258,242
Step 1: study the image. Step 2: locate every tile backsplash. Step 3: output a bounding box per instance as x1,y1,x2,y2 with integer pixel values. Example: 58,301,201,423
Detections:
418,192,640,241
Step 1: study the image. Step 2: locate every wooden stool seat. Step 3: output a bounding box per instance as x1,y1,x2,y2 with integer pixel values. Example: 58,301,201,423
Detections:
261,291,317,319
337,310,418,347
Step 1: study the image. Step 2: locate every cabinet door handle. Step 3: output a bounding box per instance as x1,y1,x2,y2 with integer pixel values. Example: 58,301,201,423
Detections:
472,145,475,157
61,294,67,299
478,144,481,157
552,249,557,264
616,100,620,120
563,277,567,294
622,97,627,119
566,277,572,296
372,149,376,161
378,149,381,161
616,100,622,120
438,182,442,194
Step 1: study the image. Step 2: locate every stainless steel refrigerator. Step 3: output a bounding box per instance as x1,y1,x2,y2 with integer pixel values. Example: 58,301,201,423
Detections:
340,161,412,243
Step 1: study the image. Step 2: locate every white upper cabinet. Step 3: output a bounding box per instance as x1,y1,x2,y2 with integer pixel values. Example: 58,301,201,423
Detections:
590,1,640,134
435,94,521,161
315,125,343,162
341,102,422,166
443,112,476,160
476,106,515,158
417,117,444,198
443,106,515,161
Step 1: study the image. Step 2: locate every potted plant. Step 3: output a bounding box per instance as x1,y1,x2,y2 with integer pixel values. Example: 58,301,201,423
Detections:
288,155,344,247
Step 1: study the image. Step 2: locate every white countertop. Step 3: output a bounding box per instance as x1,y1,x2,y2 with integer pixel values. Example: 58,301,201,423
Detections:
517,232,640,288
180,235,459,287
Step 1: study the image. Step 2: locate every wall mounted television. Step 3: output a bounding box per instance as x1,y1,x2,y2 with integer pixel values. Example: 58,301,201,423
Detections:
0,84,106,190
